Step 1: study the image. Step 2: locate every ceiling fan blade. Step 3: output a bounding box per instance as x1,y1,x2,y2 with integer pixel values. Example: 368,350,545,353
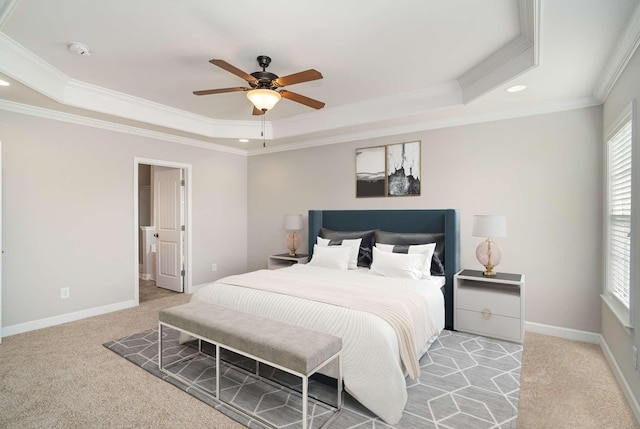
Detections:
275,69,323,87
193,87,247,96
280,90,325,109
252,106,265,116
210,59,256,83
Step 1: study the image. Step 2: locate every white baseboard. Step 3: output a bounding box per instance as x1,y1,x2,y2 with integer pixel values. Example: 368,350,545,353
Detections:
141,273,153,281
1,299,137,337
600,336,640,423
524,321,601,344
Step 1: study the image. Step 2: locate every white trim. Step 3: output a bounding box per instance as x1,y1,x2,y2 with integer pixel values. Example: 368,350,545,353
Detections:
1,299,137,337
134,158,193,304
0,0,20,28
524,321,601,344
603,100,636,332
249,96,600,156
272,82,463,140
594,3,640,102
0,140,2,344
600,336,640,423
605,101,634,139
0,2,540,145
601,294,633,335
0,33,265,141
0,99,247,156
458,0,540,103
0,94,600,158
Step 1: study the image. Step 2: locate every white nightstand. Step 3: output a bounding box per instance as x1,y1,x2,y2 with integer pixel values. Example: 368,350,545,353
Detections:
267,253,309,270
454,269,525,343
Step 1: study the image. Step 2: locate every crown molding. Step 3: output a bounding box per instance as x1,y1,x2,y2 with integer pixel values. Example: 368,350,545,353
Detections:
272,81,463,139
0,32,68,100
0,0,544,148
593,2,640,102
248,95,600,156
64,79,264,140
0,32,269,140
0,99,248,156
0,0,20,28
458,0,540,103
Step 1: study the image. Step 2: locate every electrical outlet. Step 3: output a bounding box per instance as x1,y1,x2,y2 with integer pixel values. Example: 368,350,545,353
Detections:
633,346,638,370
60,287,70,299
211,263,217,272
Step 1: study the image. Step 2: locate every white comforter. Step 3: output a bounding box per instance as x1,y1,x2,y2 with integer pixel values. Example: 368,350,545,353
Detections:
191,264,445,424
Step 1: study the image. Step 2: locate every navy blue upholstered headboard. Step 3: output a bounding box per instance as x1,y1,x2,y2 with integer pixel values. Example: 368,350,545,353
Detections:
308,209,460,330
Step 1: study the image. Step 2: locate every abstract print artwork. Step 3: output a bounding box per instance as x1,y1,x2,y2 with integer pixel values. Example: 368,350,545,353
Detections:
387,141,421,196
356,146,386,197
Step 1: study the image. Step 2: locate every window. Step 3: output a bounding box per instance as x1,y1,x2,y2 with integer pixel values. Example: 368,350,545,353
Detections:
604,101,635,329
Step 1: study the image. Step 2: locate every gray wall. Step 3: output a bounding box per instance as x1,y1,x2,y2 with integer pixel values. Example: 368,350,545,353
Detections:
248,107,603,333
602,45,640,409
1,110,247,328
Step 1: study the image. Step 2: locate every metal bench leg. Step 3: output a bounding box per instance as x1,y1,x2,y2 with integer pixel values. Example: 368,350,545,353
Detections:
337,352,343,409
158,323,163,371
215,344,221,400
302,376,308,429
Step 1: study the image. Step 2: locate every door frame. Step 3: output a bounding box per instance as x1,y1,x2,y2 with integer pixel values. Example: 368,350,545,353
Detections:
133,157,192,304
0,140,3,343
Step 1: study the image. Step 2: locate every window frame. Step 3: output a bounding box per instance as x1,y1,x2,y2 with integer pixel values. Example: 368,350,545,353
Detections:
602,100,636,333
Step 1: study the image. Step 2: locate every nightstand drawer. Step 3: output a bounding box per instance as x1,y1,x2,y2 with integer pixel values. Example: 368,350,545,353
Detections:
455,309,521,342
456,283,520,318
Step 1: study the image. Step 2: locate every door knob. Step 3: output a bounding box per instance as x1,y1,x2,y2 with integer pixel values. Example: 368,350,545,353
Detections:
153,233,159,238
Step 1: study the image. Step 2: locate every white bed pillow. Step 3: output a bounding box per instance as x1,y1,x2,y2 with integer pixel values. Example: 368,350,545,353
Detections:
308,244,352,270
373,243,436,279
317,236,362,270
375,243,395,252
369,247,427,279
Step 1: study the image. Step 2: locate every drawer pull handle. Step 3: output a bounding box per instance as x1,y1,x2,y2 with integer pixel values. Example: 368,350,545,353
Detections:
482,308,492,320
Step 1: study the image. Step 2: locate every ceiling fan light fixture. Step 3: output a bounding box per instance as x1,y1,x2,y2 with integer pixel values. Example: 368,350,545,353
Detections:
247,88,281,112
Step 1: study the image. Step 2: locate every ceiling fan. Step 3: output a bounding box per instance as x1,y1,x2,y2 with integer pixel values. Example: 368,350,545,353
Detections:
193,55,325,116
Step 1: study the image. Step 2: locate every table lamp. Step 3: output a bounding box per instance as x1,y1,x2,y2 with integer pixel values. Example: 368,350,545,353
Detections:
283,214,304,257
472,215,507,276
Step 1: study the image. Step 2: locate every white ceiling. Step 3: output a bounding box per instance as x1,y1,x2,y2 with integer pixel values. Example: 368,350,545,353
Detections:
0,0,639,153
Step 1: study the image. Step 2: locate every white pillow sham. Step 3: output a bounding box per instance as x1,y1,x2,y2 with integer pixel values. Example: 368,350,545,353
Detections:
370,247,426,279
317,236,362,270
374,242,436,278
308,244,352,270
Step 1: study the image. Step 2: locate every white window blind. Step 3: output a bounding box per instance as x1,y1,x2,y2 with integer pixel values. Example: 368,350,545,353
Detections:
607,120,632,308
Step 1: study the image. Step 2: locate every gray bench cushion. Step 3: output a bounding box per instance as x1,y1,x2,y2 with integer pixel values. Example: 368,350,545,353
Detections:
159,301,342,375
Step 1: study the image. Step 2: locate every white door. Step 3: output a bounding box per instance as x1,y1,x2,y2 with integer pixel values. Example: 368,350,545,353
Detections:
154,167,184,292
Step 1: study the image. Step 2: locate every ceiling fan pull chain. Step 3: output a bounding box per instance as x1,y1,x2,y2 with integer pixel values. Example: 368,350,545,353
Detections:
262,114,266,148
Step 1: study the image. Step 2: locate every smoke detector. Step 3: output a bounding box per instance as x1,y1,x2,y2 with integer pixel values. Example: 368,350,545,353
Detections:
67,42,91,56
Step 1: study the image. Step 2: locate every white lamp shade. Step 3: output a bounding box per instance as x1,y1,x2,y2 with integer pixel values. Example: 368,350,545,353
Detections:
283,214,304,231
247,89,281,111
472,215,507,238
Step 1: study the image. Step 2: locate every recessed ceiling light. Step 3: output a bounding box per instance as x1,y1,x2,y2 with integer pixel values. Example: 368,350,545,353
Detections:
238,139,249,143
0,79,9,86
507,85,526,93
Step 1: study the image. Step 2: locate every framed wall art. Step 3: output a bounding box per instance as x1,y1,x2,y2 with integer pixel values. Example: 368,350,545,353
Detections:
387,141,420,196
355,146,386,198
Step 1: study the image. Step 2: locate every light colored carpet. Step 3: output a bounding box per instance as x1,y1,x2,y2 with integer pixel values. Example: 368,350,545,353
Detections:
518,332,639,429
0,294,638,428
139,278,180,303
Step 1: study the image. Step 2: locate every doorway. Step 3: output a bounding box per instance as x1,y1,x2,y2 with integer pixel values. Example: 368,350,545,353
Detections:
134,158,192,305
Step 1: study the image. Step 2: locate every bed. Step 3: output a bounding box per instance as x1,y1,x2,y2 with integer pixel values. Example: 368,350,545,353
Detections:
191,209,460,424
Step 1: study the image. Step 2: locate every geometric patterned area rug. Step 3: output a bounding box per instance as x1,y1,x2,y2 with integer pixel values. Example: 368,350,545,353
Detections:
104,328,522,429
